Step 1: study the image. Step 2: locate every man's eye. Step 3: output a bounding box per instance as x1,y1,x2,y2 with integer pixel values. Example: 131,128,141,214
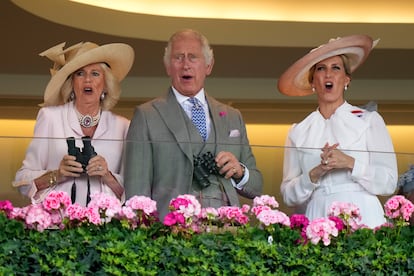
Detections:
174,55,184,61
188,55,198,62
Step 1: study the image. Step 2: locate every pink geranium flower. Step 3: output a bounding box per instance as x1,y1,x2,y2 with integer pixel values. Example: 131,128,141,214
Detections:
25,204,52,232
328,201,362,231
65,203,88,227
306,217,338,246
199,207,219,221
257,209,290,227
217,206,249,226
164,212,185,226
88,193,123,223
290,214,310,243
120,195,158,228
384,195,414,226
42,190,71,211
253,195,279,209
0,200,14,218
163,194,201,230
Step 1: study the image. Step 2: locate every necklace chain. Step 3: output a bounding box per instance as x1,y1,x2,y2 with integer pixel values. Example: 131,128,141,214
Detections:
75,108,101,128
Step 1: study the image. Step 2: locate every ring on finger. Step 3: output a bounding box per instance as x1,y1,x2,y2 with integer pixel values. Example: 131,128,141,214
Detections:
323,159,329,165
232,167,236,173
98,165,102,171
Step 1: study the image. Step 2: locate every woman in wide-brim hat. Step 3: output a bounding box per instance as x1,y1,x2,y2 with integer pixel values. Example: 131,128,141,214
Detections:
14,41,135,206
278,35,398,228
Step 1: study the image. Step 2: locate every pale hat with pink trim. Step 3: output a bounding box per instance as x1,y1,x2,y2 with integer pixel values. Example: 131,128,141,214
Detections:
277,35,378,96
39,41,134,106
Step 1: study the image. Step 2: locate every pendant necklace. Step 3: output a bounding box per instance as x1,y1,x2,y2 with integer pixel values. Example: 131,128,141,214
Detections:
75,107,101,128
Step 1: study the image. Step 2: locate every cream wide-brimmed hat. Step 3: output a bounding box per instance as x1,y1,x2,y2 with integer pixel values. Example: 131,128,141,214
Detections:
39,41,134,106
277,35,378,96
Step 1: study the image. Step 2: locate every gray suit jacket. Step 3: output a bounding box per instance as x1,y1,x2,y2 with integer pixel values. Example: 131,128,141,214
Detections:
124,89,263,219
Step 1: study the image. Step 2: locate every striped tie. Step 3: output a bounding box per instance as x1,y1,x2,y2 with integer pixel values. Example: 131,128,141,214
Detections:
188,97,207,141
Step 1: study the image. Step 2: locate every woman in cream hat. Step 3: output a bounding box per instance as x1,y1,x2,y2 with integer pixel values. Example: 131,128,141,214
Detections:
278,35,397,228
14,41,134,205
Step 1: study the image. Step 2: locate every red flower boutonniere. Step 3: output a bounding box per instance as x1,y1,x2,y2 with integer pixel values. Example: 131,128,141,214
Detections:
219,111,227,117
351,110,363,117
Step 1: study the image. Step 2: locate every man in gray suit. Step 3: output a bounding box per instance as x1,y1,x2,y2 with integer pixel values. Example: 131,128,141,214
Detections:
124,29,263,219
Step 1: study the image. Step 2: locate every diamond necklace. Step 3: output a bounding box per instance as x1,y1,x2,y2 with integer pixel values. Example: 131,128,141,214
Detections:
75,108,101,128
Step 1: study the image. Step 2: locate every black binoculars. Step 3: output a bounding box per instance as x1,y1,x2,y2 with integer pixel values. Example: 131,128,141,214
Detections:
66,136,97,172
193,151,221,189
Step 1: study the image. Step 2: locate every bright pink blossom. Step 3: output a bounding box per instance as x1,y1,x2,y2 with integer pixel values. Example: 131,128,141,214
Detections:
290,214,310,243
0,200,13,218
217,206,249,225
163,211,185,226
328,216,345,231
65,203,88,222
164,195,201,228
42,190,71,211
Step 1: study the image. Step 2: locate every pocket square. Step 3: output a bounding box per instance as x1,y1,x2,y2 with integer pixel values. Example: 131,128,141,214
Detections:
229,129,240,137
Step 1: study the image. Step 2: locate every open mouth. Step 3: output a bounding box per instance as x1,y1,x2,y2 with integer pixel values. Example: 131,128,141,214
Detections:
84,87,93,93
182,75,192,80
325,82,333,90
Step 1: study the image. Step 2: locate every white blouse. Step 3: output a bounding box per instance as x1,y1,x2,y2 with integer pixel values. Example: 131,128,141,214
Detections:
281,102,398,228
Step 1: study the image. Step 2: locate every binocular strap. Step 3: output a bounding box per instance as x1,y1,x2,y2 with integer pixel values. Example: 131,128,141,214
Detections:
70,176,91,205
71,179,76,204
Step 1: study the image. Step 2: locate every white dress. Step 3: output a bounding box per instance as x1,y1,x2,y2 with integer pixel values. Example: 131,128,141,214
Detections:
281,102,398,228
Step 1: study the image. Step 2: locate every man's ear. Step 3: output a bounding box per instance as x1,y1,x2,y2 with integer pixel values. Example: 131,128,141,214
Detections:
206,58,214,75
165,62,172,77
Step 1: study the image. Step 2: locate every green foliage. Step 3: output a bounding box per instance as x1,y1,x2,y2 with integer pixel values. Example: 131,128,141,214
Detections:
1,213,414,275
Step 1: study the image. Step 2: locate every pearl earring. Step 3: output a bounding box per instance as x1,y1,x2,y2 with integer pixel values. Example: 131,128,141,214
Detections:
312,87,316,93
100,93,106,101
344,85,348,91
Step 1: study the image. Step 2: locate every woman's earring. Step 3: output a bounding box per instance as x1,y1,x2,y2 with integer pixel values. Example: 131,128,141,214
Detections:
70,91,75,101
344,85,348,91
100,92,106,101
312,87,316,93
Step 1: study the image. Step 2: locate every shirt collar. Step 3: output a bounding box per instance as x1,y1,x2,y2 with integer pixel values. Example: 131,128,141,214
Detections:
172,87,207,106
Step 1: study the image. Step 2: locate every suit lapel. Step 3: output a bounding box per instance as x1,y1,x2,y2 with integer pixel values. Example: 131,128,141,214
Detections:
153,89,193,161
207,95,227,148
